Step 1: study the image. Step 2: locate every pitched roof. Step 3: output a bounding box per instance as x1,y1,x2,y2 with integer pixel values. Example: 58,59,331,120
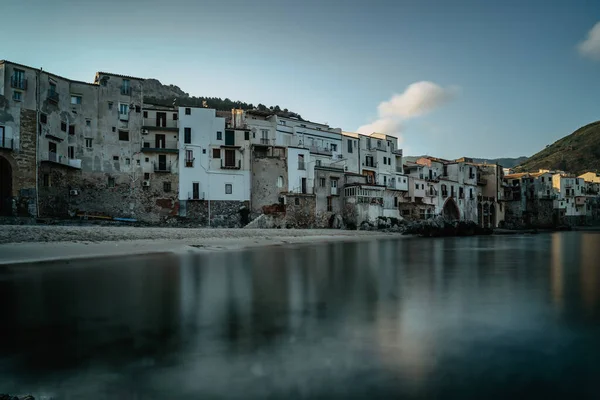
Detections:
95,71,145,81
504,173,530,179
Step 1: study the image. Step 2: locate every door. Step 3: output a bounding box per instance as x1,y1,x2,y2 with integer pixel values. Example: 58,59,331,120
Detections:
224,149,236,167
0,156,12,216
225,130,235,146
301,177,307,194
156,112,166,127
331,179,338,195
192,182,199,199
158,154,167,171
48,142,57,162
155,134,166,149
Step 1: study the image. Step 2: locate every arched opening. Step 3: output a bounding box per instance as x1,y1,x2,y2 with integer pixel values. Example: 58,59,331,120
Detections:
0,156,13,216
442,197,460,221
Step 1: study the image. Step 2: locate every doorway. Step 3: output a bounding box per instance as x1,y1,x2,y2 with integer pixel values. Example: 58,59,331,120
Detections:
0,156,12,216
158,154,167,171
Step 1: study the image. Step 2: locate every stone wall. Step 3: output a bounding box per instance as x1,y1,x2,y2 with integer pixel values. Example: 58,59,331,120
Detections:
250,147,287,213
186,199,250,227
284,194,316,228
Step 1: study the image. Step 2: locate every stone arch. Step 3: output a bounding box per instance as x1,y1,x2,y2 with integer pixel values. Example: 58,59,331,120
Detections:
0,155,14,216
442,197,460,221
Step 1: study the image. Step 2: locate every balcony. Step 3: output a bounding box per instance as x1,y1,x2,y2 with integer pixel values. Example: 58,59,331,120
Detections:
188,191,205,200
47,90,59,104
184,159,194,168
298,161,306,170
121,87,131,96
11,76,27,90
0,137,13,150
307,145,332,156
143,118,178,131
441,191,448,198
221,159,241,170
141,140,178,153
153,161,173,173
260,138,271,145
396,166,403,173
477,177,487,185
426,190,437,197
41,151,81,169
392,149,403,156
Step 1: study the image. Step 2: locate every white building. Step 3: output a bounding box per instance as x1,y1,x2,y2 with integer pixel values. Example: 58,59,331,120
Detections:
553,174,586,217
178,107,251,205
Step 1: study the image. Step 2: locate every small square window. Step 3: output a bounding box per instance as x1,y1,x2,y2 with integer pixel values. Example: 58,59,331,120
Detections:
86,119,91,127
144,173,150,180
125,158,131,165
13,91,22,101
113,156,119,161
225,183,232,194
173,113,178,120
61,122,67,132
216,131,222,140
85,138,93,148
40,113,47,124
108,177,115,188
185,108,191,115
213,149,221,158
136,159,140,165
143,111,148,118
112,127,116,132
164,182,172,192
118,130,129,141
135,105,141,113
202,149,206,154
108,101,113,110
145,157,149,162
70,95,82,105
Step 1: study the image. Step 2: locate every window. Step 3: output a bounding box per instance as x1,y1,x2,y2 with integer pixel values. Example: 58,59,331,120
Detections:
330,143,337,152
216,131,222,140
125,158,130,165
347,139,353,153
192,182,200,199
185,108,191,115
415,183,419,190
68,146,74,159
203,149,206,154
394,197,398,207
295,197,300,206
315,160,322,167
113,156,119,161
121,79,131,95
402,209,410,216
70,95,82,105
112,127,116,132
145,157,149,162
184,149,194,165
40,113,47,124
298,154,305,170
43,174,50,187
163,182,171,192
86,119,91,127
173,113,178,120
108,101,113,110
85,138,93,148
184,127,191,144
119,103,129,115
135,106,140,113
136,160,140,165
69,125,75,135
61,122,67,132
327,197,332,212
245,131,250,140
320,178,326,187
213,149,221,158
365,155,374,167
108,177,115,188
384,176,387,185
13,91,22,101
225,183,232,194
143,111,148,118
118,130,129,141
277,176,284,188
144,173,150,180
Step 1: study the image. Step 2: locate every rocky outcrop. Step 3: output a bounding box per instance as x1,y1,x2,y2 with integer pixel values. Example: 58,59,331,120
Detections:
403,216,492,237
142,79,189,100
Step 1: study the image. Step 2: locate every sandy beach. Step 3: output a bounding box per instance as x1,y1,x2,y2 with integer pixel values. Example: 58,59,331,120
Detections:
0,225,400,265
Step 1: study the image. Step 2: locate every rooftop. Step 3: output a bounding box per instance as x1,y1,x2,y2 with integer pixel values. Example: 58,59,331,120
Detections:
95,71,145,82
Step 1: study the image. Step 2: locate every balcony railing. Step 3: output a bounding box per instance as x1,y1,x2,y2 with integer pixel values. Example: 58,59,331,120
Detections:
188,191,205,200
142,140,178,153
185,159,194,168
392,149,403,156
396,166,403,173
221,159,241,170
121,87,131,95
260,138,270,145
0,137,14,150
143,118,178,130
153,161,172,173
40,151,82,169
298,161,306,170
306,145,332,155
441,191,448,198
47,90,59,104
11,76,27,90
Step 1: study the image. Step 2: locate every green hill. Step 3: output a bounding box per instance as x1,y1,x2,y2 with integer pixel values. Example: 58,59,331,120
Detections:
516,121,600,175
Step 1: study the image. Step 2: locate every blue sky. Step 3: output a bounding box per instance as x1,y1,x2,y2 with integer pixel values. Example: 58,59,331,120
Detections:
1,0,599,158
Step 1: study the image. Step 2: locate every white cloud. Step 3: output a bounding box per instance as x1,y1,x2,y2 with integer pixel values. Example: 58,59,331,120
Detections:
578,21,600,60
357,81,458,138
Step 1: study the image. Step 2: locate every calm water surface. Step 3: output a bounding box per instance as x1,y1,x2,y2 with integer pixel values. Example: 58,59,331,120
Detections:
1,232,600,399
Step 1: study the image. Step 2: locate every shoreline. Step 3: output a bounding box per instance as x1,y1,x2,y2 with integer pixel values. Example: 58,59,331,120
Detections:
0,226,401,265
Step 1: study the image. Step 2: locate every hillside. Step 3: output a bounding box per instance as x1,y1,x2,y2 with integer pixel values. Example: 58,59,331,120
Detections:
516,121,600,175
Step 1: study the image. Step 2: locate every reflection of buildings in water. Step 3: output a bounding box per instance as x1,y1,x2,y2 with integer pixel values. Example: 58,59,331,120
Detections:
550,233,564,311
580,234,599,313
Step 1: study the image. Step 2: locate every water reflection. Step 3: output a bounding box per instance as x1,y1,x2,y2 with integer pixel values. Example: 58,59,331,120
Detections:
1,234,600,398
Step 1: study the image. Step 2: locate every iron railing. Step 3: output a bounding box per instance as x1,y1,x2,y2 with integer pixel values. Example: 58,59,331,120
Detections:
47,90,59,103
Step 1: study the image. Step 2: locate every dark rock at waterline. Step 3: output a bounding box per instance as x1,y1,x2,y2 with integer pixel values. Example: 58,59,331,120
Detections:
0,396,35,400
403,216,492,237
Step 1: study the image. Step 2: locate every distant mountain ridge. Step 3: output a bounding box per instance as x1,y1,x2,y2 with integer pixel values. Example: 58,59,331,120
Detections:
516,121,600,175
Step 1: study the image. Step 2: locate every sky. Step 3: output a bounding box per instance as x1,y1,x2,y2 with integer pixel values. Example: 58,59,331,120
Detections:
1,0,599,158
